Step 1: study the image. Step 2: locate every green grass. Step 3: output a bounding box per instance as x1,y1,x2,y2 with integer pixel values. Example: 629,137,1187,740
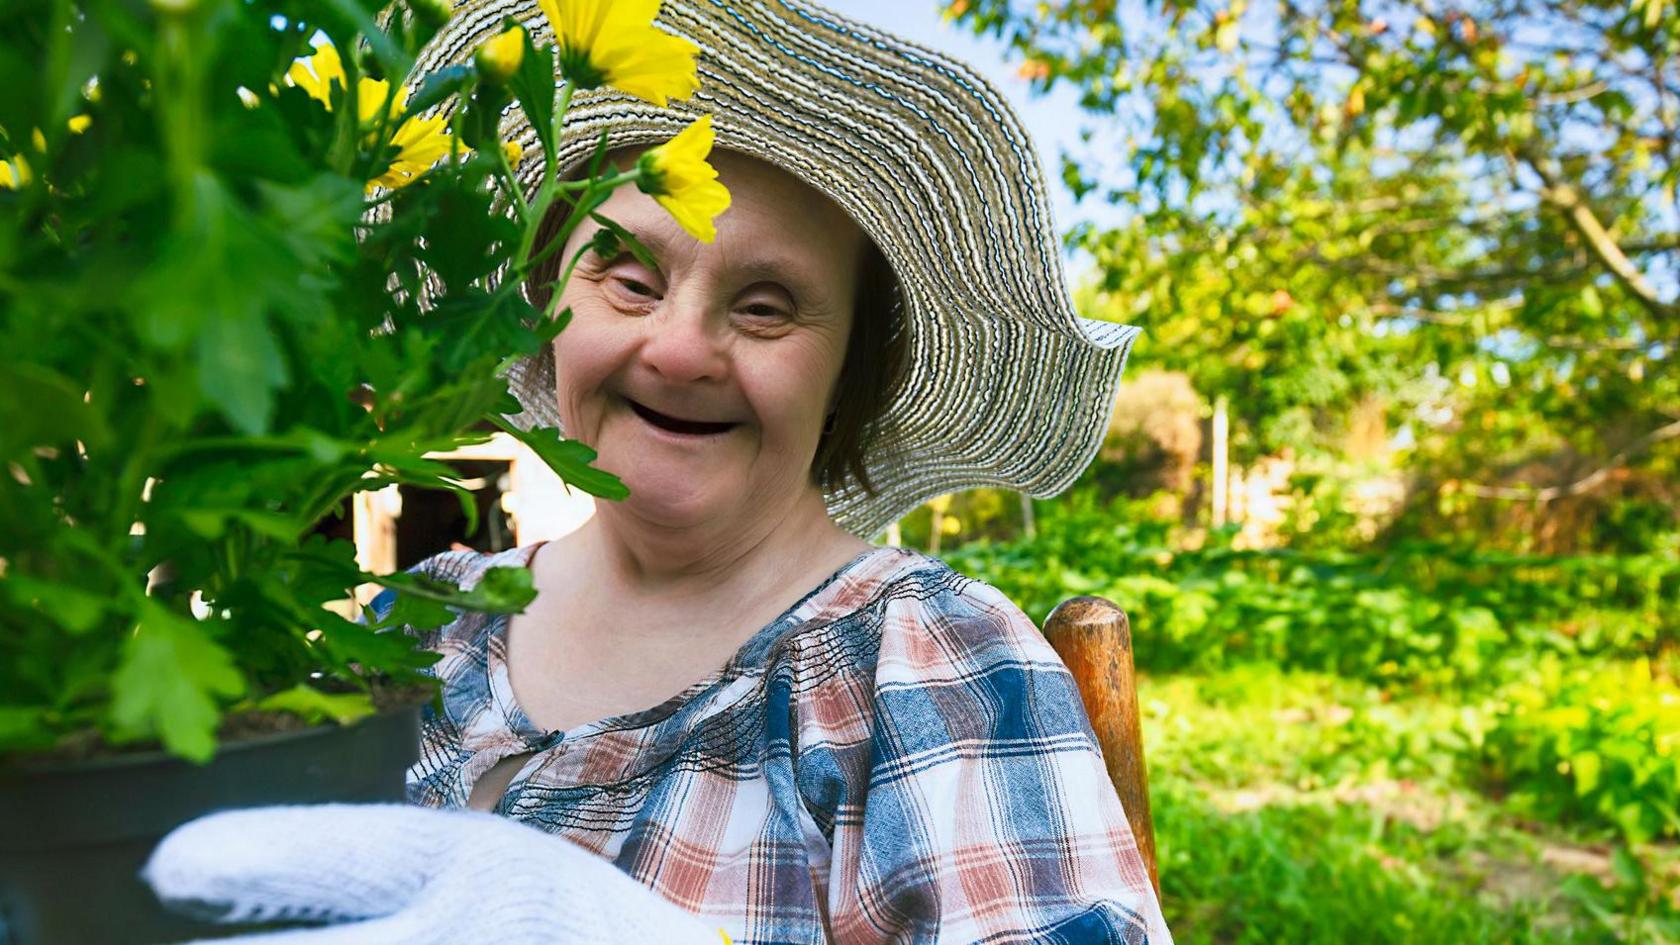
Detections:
1141,666,1680,944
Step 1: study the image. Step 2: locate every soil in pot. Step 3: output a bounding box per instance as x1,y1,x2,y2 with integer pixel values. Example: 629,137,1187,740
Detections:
0,698,424,945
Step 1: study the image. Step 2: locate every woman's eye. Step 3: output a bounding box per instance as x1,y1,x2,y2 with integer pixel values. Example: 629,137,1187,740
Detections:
740,303,789,320
612,277,659,299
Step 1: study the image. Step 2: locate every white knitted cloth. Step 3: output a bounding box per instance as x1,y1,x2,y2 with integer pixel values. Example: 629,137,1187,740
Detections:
142,804,727,944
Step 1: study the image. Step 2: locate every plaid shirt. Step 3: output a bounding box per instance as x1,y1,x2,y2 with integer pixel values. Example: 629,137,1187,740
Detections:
370,544,1171,944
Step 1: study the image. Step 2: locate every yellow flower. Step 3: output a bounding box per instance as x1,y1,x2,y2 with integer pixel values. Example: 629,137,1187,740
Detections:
68,114,92,134
502,139,524,166
0,155,30,189
289,44,405,128
287,43,458,192
536,0,700,106
475,25,525,85
636,115,730,243
287,42,347,108
371,113,454,190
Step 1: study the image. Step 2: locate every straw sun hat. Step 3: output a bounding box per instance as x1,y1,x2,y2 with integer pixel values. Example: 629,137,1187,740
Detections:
415,0,1141,540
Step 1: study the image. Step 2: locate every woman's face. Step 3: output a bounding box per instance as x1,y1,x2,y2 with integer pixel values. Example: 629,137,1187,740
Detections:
550,150,865,530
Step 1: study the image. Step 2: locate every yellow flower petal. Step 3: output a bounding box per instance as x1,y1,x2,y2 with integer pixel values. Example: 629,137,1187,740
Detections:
502,140,524,166
369,114,454,191
593,29,701,106
539,0,699,105
67,114,92,134
357,76,409,129
0,155,32,189
288,43,345,108
31,128,46,152
637,115,730,243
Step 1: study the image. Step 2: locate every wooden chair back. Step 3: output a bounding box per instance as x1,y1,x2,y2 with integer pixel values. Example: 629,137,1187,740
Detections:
1041,597,1160,897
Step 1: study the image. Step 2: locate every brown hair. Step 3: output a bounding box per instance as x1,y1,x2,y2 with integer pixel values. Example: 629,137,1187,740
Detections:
524,164,908,498
812,238,906,496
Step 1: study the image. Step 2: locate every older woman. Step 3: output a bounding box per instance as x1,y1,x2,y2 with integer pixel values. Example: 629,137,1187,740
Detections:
144,1,1169,943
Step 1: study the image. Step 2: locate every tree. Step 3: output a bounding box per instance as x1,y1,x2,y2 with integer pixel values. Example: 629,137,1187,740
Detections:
946,0,1678,550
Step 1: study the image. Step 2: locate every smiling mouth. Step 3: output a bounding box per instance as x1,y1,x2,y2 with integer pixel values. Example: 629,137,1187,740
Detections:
627,399,740,436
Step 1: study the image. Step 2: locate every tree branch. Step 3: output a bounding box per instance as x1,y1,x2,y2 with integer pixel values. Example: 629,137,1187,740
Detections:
1460,419,1680,501
1518,149,1680,321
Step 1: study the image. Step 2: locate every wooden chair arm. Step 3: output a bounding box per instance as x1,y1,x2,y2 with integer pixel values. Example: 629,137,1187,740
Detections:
1042,596,1160,898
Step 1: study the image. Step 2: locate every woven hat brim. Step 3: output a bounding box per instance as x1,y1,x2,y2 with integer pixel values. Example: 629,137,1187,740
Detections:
418,0,1141,540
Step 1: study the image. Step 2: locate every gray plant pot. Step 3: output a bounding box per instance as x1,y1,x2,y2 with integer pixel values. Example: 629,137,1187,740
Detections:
0,706,420,945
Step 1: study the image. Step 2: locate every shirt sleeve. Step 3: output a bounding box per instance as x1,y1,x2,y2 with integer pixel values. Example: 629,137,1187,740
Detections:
816,573,1171,944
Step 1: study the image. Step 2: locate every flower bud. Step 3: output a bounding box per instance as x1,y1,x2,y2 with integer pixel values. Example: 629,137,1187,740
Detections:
408,0,453,32
475,26,525,86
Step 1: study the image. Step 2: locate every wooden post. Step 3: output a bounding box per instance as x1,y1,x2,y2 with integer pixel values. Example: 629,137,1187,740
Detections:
927,494,951,555
1211,395,1229,527
1042,597,1160,898
884,520,903,547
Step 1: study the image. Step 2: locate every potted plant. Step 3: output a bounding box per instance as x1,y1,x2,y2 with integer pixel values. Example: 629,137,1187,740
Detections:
0,0,723,940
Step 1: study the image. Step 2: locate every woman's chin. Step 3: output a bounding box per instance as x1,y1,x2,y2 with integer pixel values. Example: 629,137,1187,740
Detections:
611,470,736,529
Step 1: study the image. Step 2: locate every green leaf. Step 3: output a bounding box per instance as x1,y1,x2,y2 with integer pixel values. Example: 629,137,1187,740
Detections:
255,684,376,726
110,602,246,763
416,187,518,294
0,364,112,460
1609,845,1647,897
377,589,456,631
1571,750,1601,795
507,29,556,163
198,300,289,436
378,588,460,632
0,705,53,753
178,508,301,542
4,574,107,634
472,565,539,614
315,610,442,670
404,64,476,117
491,418,628,500
372,565,536,616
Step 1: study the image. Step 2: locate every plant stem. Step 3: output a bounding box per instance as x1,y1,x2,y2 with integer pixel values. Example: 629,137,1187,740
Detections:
513,81,573,269
494,136,530,226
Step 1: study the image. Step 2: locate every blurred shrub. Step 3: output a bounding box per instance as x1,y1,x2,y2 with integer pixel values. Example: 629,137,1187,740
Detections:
1100,370,1204,496
1145,666,1469,788
896,488,1026,549
1474,659,1680,843
941,492,1678,686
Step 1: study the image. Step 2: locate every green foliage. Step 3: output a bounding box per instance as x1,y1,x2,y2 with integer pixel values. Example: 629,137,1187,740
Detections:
0,0,637,761
1476,659,1680,843
943,495,1678,685
1141,663,1680,943
945,0,1679,550
1157,783,1583,945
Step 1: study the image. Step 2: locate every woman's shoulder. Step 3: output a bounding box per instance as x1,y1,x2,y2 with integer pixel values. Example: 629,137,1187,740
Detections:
810,545,1054,668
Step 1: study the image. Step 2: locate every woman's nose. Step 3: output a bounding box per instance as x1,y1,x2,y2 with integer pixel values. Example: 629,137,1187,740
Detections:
638,294,728,383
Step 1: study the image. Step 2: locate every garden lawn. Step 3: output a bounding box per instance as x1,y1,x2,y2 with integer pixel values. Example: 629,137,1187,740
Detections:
1143,666,1680,944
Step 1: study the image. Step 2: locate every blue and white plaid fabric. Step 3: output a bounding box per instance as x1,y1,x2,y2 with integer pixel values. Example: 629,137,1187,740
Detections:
369,544,1171,944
